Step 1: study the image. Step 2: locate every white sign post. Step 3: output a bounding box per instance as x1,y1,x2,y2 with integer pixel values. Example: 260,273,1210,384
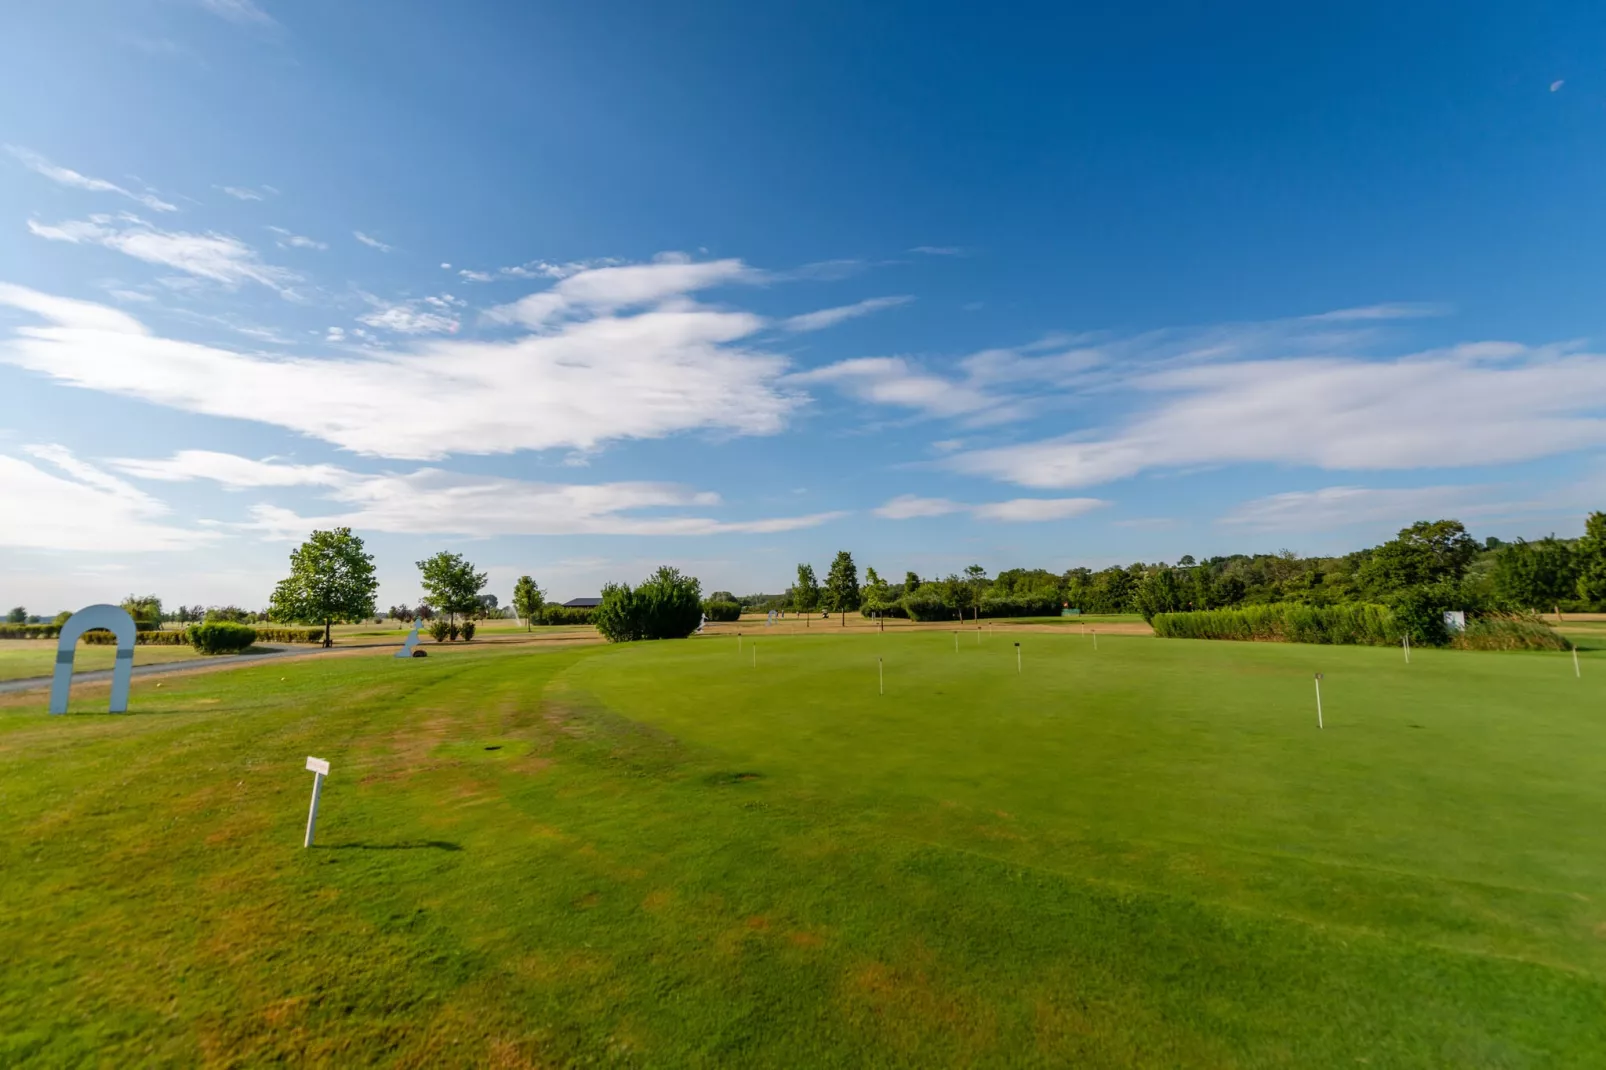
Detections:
304,756,330,848
1313,673,1324,730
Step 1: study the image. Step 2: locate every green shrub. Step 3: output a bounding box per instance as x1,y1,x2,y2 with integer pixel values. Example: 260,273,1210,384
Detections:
461,620,477,641
1152,603,1400,645
249,627,325,644
596,566,704,642
1451,617,1570,651
539,604,596,625
430,619,451,643
702,600,741,622
977,593,1062,619
902,592,962,622
187,621,258,655
447,621,460,641
0,623,60,640
859,598,908,619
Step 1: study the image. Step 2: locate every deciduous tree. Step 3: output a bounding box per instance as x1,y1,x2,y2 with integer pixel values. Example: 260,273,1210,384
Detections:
269,528,380,647
416,551,489,627
512,575,544,630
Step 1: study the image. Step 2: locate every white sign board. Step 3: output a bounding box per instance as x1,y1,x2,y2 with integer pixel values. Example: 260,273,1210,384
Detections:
1443,610,1466,633
306,756,330,776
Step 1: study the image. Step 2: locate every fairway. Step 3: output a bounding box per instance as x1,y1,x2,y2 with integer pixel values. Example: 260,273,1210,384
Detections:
2,633,1604,1065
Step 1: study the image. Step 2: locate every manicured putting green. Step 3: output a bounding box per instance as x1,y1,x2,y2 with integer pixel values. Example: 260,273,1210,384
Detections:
0,633,1602,1065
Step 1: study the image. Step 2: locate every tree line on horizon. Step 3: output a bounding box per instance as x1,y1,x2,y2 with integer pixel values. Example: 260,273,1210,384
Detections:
733,513,1606,644
12,514,1605,647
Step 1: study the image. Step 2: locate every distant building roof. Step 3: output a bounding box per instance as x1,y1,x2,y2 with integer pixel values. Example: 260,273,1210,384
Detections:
561,597,603,608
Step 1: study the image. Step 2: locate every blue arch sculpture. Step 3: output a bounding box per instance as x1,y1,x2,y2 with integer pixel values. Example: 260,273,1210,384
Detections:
50,604,137,715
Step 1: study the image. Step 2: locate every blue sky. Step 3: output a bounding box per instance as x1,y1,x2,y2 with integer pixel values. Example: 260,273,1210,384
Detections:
3,0,1605,610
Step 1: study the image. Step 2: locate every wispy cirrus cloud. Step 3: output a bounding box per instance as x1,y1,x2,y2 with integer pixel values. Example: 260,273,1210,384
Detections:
948,344,1606,489
356,292,463,335
874,493,1105,522
194,0,275,26
782,295,912,333
353,230,392,252
0,258,803,460
266,225,325,250
112,450,845,538
28,214,299,294
0,445,207,551
7,146,177,212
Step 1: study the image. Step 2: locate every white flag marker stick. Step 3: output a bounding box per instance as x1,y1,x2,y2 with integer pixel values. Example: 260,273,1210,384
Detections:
954,631,958,652
304,756,330,847
1314,674,1324,730
878,656,884,696
1092,629,1098,651
1573,646,1581,678
1015,642,1021,674
1403,634,1410,664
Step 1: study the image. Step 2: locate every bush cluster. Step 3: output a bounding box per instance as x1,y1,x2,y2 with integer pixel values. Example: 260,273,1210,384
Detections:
1450,617,1570,651
702,600,742,622
538,604,596,625
595,566,703,642
1151,603,1401,645
187,621,258,655
251,627,326,644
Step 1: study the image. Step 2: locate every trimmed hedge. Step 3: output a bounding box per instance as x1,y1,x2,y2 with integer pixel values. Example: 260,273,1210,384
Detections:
859,598,908,619
902,593,967,622
977,594,1062,619
188,621,258,655
251,627,326,644
1152,603,1400,646
538,604,597,625
702,600,742,622
0,623,62,639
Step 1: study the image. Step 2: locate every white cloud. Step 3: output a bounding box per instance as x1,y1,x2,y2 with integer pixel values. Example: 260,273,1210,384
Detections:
1217,484,1521,533
948,346,1606,488
111,450,350,489
220,186,265,201
910,246,964,256
0,271,802,460
28,215,299,293
782,295,912,333
0,445,206,551
972,497,1106,521
7,146,177,212
356,292,462,335
457,269,494,283
324,326,345,342
874,495,966,519
789,356,996,418
266,225,325,250
488,253,757,328
1551,79,1565,92
874,493,1105,522
353,231,392,252
195,0,275,25
115,450,846,537
499,258,621,280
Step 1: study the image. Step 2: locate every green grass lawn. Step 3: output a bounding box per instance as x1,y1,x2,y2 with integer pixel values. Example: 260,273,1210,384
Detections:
0,640,206,682
1,633,1603,1065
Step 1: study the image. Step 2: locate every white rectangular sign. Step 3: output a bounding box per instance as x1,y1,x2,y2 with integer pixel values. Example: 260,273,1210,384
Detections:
305,756,330,776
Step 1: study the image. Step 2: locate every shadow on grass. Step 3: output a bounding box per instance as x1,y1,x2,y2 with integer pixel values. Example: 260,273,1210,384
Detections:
319,840,464,852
